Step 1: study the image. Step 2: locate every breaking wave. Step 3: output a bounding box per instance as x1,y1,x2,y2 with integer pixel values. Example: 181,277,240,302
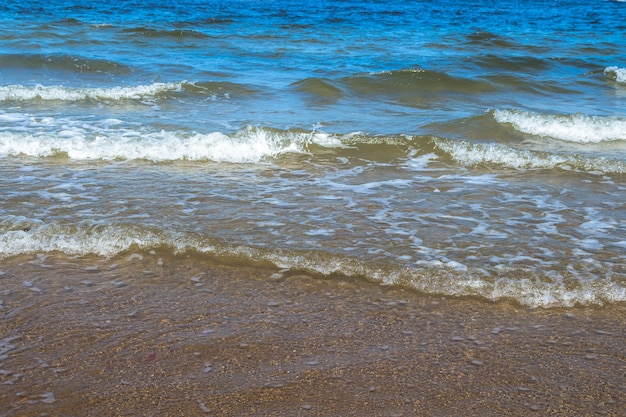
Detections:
604,66,626,83
1,220,624,309
493,109,626,143
0,82,184,102
1,111,624,173
0,124,341,163
433,137,626,173
0,81,256,103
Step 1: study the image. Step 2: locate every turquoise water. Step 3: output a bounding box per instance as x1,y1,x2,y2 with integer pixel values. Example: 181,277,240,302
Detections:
1,0,625,307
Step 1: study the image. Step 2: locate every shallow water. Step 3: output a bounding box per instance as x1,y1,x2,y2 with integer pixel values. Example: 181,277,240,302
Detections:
1,0,625,307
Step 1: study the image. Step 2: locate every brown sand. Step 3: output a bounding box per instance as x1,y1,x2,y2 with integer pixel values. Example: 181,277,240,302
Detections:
0,253,625,416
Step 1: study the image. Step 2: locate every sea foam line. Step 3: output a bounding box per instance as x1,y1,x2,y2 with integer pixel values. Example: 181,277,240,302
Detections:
433,138,626,173
0,82,186,101
494,109,626,143
0,127,339,163
0,223,216,259
1,220,624,309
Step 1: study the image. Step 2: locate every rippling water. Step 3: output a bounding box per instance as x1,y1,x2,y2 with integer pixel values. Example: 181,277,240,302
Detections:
1,0,625,307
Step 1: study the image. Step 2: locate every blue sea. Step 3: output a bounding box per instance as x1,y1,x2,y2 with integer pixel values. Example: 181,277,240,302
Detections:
1,0,625,308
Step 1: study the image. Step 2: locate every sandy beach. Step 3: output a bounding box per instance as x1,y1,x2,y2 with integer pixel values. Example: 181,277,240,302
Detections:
0,253,624,416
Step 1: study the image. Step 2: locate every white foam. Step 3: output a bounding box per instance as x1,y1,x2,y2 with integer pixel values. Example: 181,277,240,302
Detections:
469,223,509,239
0,227,154,259
433,138,626,173
266,250,603,309
0,112,28,122
494,109,626,143
490,274,626,308
303,228,336,236
324,178,414,194
434,138,567,169
0,223,218,260
604,66,626,83
0,126,339,163
0,82,185,102
404,152,440,171
1,221,624,308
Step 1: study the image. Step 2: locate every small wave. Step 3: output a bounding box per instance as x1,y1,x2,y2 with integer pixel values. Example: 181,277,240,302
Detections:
291,77,344,100
0,81,256,103
482,73,579,97
0,223,174,259
1,221,624,308
463,31,516,48
604,66,626,83
0,82,185,102
342,68,494,99
186,81,258,97
0,126,342,163
433,137,626,173
494,109,626,143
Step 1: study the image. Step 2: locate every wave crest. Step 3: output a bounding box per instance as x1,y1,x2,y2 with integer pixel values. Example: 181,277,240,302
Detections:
0,126,341,163
0,81,257,103
494,109,626,143
0,82,185,102
433,137,626,173
604,66,626,83
343,68,494,98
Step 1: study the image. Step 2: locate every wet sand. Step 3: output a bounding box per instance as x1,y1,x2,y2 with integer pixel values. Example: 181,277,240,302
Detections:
1,253,625,416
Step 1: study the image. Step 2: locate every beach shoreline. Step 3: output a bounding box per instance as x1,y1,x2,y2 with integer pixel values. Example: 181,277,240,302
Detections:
1,254,624,416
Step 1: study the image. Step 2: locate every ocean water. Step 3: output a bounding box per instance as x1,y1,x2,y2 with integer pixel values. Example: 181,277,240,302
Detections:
0,0,625,308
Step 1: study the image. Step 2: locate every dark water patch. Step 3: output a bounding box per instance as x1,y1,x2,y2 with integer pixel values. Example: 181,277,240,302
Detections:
63,4,98,13
279,23,315,30
0,53,133,75
326,17,346,23
425,113,520,144
481,74,581,97
305,132,419,162
546,57,604,74
576,43,621,57
183,81,259,97
339,68,497,110
472,54,552,72
341,68,495,105
433,34,549,56
290,78,344,102
174,17,235,27
121,27,210,40
463,31,515,48
55,17,83,26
